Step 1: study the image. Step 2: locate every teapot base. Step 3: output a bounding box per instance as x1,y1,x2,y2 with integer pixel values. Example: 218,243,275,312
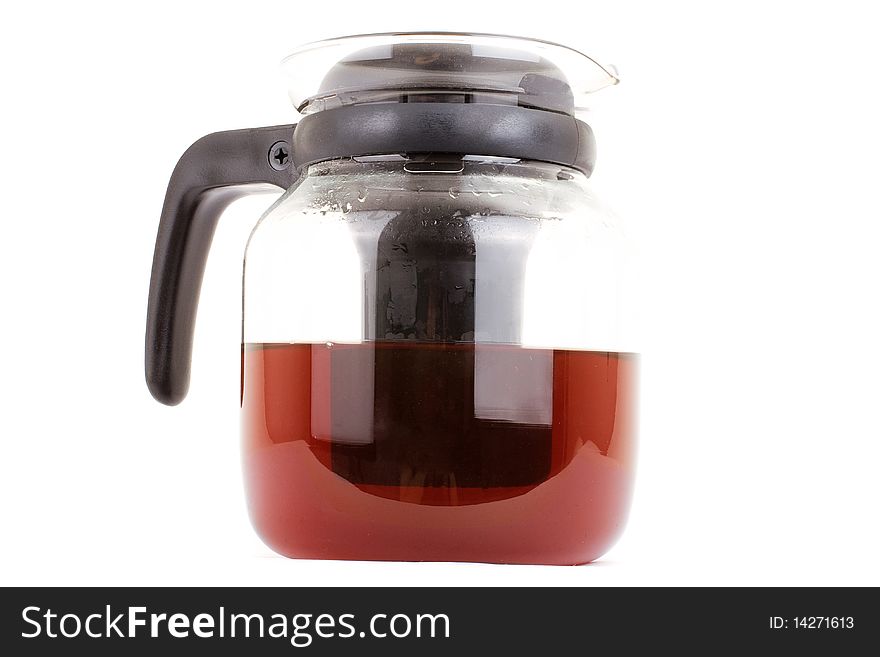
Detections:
241,342,637,565
245,440,632,565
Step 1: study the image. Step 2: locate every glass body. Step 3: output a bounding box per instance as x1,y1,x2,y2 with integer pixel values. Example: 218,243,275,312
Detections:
241,157,637,564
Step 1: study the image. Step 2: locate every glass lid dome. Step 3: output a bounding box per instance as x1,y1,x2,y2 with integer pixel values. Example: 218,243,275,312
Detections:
281,32,618,117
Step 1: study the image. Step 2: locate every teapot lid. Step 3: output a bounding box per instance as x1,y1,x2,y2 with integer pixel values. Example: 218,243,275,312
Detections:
282,32,618,117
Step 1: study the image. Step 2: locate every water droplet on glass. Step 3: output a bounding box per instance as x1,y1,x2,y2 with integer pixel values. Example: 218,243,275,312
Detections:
357,189,368,202
448,188,459,199
488,191,501,198
325,342,334,349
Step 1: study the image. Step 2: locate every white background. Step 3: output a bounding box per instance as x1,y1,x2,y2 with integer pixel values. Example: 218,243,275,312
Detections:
2,0,878,586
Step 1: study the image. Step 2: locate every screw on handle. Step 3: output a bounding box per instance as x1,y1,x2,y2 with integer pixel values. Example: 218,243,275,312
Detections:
269,140,292,170
145,125,296,405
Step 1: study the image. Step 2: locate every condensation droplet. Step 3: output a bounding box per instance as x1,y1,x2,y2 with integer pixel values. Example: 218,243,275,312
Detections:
448,188,459,199
357,190,368,202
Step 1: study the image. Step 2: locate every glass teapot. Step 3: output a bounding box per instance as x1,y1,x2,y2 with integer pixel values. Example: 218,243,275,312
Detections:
146,33,637,565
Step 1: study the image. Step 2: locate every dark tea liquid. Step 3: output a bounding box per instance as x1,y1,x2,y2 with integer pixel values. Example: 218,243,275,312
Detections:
242,341,637,564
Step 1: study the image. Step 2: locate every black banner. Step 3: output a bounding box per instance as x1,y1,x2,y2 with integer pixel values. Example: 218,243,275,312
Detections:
1,587,875,654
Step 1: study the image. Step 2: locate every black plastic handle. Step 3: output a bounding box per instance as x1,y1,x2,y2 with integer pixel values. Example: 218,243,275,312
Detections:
146,125,296,405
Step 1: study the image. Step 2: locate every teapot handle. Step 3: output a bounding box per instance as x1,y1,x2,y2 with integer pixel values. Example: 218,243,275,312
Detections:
145,125,296,405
